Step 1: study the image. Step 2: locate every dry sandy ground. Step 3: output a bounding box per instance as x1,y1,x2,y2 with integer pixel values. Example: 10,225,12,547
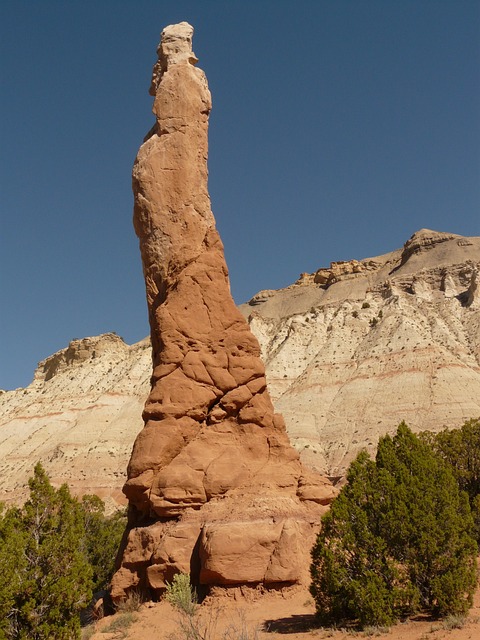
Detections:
86,582,480,640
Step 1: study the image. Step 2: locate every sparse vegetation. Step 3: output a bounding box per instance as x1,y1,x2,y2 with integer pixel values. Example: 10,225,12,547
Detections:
166,573,259,640
81,624,98,640
165,573,211,640
361,302,370,309
310,423,478,628
101,612,137,637
362,625,390,637
441,614,467,630
115,591,143,614
223,611,259,640
166,573,198,617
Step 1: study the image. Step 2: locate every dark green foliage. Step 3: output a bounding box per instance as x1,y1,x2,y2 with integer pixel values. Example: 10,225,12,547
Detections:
0,464,92,639
81,495,126,592
0,506,26,639
310,423,478,628
0,464,126,639
421,418,480,541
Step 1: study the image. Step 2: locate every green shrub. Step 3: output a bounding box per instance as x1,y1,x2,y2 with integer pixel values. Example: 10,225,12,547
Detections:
0,464,93,639
421,418,480,541
81,495,126,592
165,573,197,617
0,464,126,639
310,423,477,628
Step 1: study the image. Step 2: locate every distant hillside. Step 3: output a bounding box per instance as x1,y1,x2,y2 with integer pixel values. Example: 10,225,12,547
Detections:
1,229,479,505
240,229,480,476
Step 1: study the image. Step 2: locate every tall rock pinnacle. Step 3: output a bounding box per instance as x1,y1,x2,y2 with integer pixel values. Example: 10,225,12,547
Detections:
112,23,335,599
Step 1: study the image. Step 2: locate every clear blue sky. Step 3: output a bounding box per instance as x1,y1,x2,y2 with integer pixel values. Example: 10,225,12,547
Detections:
1,0,479,390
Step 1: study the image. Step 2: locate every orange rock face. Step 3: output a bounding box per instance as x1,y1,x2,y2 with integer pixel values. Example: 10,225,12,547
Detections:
112,22,335,600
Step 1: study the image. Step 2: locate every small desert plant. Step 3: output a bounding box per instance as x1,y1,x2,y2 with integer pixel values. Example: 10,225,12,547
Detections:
352,310,359,318
223,611,259,640
361,302,370,309
441,614,467,630
166,572,197,616
115,590,143,613
81,624,97,640
165,574,260,640
362,625,390,636
165,573,215,640
101,611,137,637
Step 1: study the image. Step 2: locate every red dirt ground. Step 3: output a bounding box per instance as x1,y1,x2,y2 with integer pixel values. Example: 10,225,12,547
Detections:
87,578,480,640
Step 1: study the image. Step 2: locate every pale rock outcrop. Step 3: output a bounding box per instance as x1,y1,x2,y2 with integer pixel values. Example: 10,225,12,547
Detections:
441,271,458,298
0,334,149,510
467,270,479,308
242,229,480,475
111,23,334,599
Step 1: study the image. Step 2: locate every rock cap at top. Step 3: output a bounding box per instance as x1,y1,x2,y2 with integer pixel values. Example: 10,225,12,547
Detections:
149,22,198,95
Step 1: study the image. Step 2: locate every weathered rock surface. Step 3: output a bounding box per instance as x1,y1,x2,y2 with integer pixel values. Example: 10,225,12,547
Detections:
0,334,149,510
242,229,480,476
111,22,334,598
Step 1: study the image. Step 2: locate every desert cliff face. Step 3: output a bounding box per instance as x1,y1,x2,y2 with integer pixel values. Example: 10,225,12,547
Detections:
1,231,479,509
0,334,149,511
244,229,480,476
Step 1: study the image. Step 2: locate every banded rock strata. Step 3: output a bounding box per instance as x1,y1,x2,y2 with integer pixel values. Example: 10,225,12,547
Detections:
244,229,480,476
0,334,149,511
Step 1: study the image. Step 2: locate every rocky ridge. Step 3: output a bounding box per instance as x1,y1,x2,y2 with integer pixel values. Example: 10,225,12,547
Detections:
244,229,480,475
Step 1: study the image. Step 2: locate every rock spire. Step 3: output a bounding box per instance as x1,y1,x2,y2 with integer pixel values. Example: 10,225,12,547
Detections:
112,23,334,599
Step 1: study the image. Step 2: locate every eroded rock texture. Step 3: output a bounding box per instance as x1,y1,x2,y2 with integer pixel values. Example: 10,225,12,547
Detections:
244,229,480,476
112,23,335,599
